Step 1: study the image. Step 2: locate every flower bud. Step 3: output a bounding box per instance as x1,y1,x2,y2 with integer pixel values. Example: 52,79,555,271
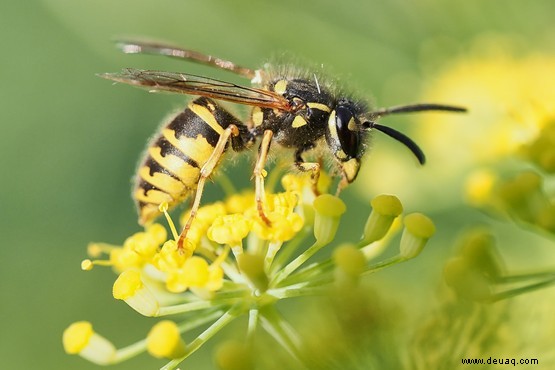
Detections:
399,213,435,259
112,270,159,316
146,320,186,359
444,257,491,301
63,321,116,365
362,195,403,244
313,194,346,245
332,244,366,277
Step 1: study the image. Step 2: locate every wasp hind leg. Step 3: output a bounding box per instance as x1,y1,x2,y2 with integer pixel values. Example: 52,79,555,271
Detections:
294,145,322,196
177,124,240,253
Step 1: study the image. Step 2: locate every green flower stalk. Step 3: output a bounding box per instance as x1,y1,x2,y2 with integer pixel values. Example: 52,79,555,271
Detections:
444,228,555,302
63,172,436,369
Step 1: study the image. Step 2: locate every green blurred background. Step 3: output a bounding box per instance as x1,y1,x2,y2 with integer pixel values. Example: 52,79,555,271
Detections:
1,0,554,369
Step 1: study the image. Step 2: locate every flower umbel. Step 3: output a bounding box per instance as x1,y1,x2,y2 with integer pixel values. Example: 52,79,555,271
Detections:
64,173,435,368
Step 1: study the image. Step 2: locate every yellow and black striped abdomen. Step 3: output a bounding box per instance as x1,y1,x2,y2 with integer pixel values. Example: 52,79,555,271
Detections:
134,97,245,225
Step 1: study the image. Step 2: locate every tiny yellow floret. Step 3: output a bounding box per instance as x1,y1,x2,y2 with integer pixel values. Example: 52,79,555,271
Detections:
112,270,143,300
147,223,168,245
313,194,347,217
63,321,93,354
81,259,93,271
399,213,435,259
146,320,186,359
362,194,403,244
182,256,210,287
207,214,252,245
225,192,255,213
403,213,436,239
333,244,366,277
370,194,403,216
312,195,346,244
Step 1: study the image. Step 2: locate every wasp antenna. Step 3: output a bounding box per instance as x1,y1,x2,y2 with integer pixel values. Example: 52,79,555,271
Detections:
371,123,426,165
371,103,467,117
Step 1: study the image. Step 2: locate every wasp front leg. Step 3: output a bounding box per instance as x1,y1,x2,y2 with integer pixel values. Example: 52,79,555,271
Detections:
294,145,322,196
253,130,274,226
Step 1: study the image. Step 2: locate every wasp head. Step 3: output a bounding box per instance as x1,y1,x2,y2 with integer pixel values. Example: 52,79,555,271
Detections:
325,99,367,184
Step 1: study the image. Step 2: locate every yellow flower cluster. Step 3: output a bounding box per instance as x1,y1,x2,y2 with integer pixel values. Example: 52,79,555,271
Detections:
419,49,555,165
64,172,438,369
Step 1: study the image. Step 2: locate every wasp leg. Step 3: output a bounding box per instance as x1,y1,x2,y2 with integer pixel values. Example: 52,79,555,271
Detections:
177,124,240,252
294,146,321,196
336,176,349,196
254,130,274,226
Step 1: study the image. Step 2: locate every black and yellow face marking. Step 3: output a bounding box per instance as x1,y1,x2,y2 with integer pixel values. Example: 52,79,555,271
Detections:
101,38,466,247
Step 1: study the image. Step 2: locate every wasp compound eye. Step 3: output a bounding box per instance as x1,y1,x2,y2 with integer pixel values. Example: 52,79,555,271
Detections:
334,104,361,159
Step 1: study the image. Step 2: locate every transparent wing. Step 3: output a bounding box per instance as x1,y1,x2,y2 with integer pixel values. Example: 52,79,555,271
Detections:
116,39,258,80
99,68,291,111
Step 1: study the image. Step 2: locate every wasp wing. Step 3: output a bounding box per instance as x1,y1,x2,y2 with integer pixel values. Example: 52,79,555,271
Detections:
100,68,291,111
116,39,258,80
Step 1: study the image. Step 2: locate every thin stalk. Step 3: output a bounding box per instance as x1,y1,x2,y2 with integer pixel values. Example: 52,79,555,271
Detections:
272,241,325,285
265,241,283,272
260,306,305,367
361,255,406,276
268,285,328,299
157,296,240,316
495,270,555,283
112,339,148,363
161,305,243,370
217,171,237,197
110,311,225,364
247,308,259,347
488,277,555,302
270,227,312,274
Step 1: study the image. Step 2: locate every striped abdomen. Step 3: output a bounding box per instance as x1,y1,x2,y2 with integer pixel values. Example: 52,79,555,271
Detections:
134,97,246,225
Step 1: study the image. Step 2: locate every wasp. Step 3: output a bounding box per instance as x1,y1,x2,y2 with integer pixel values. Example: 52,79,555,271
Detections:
100,39,466,250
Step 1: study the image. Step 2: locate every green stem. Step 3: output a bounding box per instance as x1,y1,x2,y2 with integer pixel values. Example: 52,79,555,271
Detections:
265,163,286,193
495,270,555,283
272,241,325,286
270,227,311,275
157,293,244,316
161,305,243,370
361,255,406,276
247,308,259,347
265,241,283,272
110,311,225,364
112,338,148,363
217,172,237,197
488,277,555,302
278,259,333,287
177,310,227,332
259,306,305,367
268,284,328,299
